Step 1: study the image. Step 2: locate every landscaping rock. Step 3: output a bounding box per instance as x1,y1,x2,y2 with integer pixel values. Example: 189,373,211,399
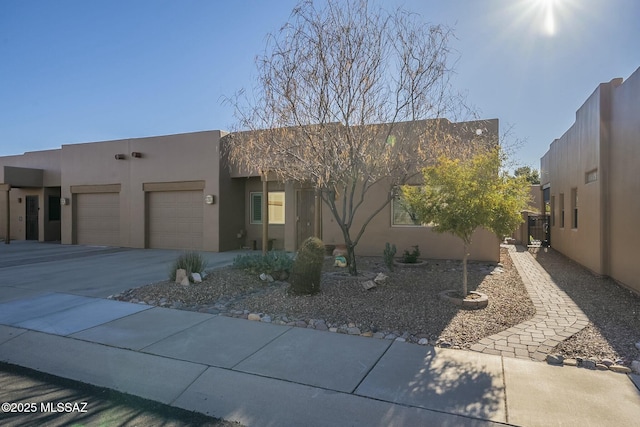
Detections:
373,273,388,284
631,360,640,374
315,322,328,331
261,315,272,323
601,358,614,367
347,327,361,335
635,341,640,351
175,269,187,284
360,331,373,337
248,313,261,321
191,272,202,283
581,359,596,370
546,354,564,365
362,280,376,290
439,341,452,348
595,364,609,371
395,337,406,342
180,276,190,286
609,365,632,374
563,358,578,367
418,338,429,345
372,332,385,339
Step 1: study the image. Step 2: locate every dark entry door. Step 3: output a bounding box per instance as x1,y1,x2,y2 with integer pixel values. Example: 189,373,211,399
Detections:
26,195,39,240
296,189,315,249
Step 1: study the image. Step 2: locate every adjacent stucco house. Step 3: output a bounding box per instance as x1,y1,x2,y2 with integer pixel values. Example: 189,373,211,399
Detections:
540,66,640,294
0,118,500,262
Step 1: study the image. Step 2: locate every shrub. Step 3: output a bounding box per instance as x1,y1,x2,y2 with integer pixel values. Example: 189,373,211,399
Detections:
169,251,208,281
401,245,420,264
383,242,397,272
233,251,294,275
288,237,325,295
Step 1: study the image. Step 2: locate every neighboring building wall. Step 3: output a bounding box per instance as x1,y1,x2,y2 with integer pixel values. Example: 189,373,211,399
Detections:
541,67,640,293
0,150,61,242
59,131,225,251
608,68,640,292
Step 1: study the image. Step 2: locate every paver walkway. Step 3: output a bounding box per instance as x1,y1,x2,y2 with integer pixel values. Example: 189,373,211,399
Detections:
470,245,589,361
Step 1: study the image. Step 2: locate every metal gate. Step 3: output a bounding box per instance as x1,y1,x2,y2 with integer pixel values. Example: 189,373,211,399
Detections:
528,214,550,247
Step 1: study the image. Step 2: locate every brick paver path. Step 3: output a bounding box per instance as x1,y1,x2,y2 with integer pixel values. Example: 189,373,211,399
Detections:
470,245,589,361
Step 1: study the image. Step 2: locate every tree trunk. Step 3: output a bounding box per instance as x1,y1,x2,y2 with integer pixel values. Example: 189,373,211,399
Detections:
346,243,358,276
262,175,269,254
462,242,469,296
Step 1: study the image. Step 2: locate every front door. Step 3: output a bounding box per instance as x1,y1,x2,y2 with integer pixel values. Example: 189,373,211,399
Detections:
25,195,39,240
296,189,315,249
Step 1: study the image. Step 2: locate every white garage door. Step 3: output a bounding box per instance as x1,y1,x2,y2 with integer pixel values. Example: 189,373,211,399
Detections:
147,190,203,250
76,193,120,246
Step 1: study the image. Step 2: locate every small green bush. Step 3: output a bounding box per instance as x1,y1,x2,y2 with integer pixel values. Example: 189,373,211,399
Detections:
233,251,294,275
169,251,208,281
288,237,325,295
383,242,397,272
401,245,420,264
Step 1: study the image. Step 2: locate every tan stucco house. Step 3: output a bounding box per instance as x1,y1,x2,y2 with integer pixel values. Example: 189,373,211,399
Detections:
540,66,640,294
0,118,500,262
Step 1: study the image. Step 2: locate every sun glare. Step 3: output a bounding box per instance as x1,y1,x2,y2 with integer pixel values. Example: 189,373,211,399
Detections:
541,0,556,36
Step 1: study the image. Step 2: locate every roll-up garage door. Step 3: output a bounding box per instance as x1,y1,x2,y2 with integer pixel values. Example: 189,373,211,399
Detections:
147,190,203,250
76,193,120,246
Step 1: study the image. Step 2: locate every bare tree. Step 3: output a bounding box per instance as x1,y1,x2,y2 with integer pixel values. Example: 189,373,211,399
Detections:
225,0,468,275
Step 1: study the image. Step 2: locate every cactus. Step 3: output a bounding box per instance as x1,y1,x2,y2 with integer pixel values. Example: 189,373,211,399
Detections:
383,242,397,272
288,237,325,295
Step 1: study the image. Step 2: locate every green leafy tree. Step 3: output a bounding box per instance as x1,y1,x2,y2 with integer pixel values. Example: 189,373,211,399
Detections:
514,166,540,185
402,148,530,296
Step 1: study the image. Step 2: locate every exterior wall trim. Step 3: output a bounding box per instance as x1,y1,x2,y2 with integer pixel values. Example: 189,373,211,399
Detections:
142,181,205,192
71,184,121,194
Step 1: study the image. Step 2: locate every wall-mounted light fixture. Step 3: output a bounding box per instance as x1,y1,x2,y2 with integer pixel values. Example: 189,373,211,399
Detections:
131,152,142,158
60,198,69,206
204,194,215,205
114,154,126,160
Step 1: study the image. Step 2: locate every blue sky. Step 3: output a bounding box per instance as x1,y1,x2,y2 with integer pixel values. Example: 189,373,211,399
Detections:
1,0,638,169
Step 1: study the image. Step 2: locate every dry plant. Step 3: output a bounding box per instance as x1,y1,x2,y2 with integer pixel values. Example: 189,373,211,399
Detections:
224,0,487,275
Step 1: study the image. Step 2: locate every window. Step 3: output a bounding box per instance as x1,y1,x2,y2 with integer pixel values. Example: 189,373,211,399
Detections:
48,196,61,221
550,195,555,227
250,192,285,224
391,187,433,226
559,193,565,228
585,169,598,184
571,188,578,229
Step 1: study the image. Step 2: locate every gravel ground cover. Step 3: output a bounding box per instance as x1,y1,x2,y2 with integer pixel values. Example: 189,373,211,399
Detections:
114,247,536,348
531,248,640,364
113,246,640,363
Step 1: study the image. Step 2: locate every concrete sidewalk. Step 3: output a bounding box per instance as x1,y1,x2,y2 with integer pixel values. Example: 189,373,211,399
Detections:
1,292,640,426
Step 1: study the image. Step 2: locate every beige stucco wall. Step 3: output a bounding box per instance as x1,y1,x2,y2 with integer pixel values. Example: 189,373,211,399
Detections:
59,130,225,251
608,68,640,292
321,179,500,261
541,67,640,293
541,83,605,274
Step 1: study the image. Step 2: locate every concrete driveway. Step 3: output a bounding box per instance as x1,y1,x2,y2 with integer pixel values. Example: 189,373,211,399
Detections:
0,241,247,301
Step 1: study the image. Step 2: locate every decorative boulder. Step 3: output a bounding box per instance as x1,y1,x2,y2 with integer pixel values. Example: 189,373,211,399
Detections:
175,269,187,284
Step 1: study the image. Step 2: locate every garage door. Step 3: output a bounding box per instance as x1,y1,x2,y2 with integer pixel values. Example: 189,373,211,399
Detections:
147,190,203,250
76,193,120,246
